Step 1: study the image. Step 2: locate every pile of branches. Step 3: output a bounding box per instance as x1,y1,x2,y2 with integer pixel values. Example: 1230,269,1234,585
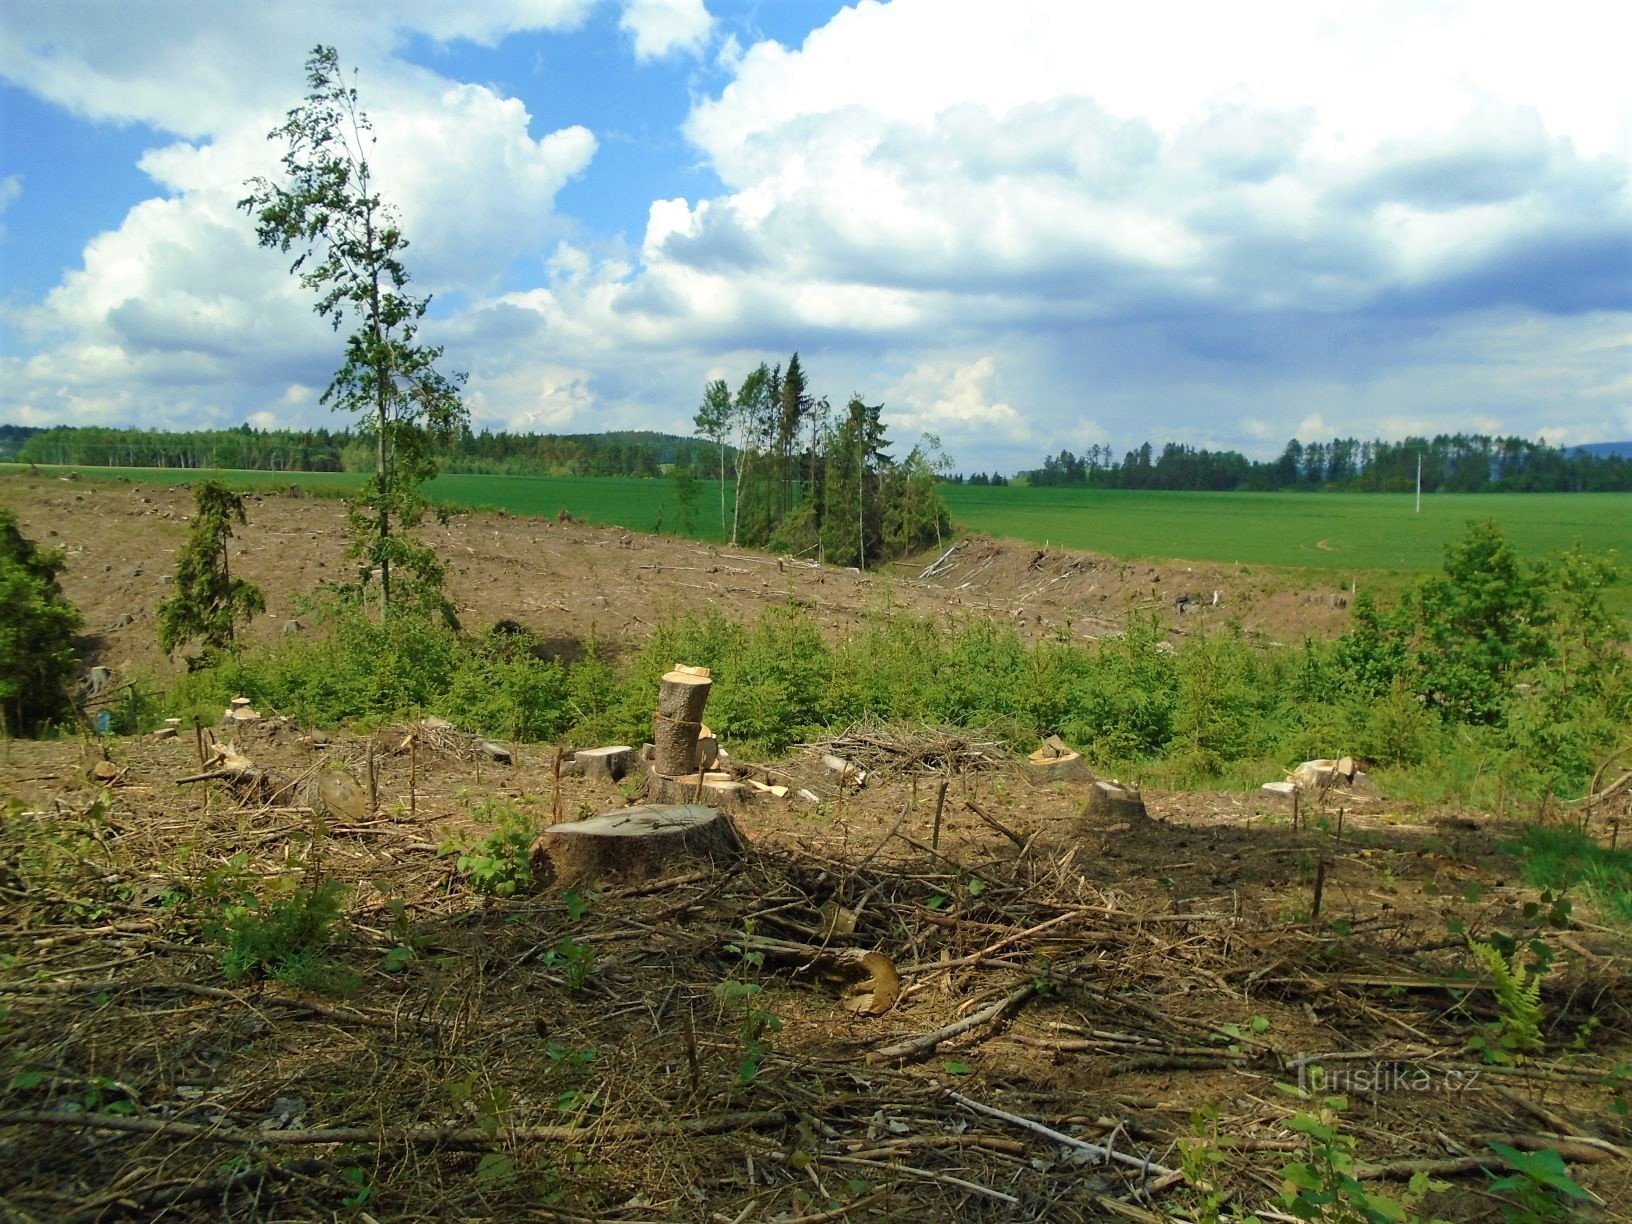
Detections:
812,719,1012,777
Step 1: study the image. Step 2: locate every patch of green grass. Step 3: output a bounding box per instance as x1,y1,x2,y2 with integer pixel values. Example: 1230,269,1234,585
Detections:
1514,824,1632,924
940,484,1631,580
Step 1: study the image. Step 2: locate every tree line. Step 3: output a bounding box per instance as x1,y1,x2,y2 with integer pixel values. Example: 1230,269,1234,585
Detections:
693,355,952,568
1017,434,1632,492
5,423,718,479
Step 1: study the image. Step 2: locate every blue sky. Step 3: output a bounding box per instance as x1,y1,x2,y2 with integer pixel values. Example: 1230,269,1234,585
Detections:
1,0,1628,474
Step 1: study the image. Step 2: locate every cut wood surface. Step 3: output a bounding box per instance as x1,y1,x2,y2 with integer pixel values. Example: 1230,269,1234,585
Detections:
533,804,743,887
1077,779,1149,828
576,745,637,783
654,666,713,776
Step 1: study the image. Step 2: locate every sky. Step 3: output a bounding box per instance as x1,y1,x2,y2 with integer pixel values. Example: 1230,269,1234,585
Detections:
1,0,1629,475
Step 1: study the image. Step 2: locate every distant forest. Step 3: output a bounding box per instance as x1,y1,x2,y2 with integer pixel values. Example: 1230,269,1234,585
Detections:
1,423,715,478
4,422,1629,493
1011,435,1632,493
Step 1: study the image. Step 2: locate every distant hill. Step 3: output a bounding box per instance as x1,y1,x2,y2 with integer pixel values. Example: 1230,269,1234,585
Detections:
1566,441,1632,460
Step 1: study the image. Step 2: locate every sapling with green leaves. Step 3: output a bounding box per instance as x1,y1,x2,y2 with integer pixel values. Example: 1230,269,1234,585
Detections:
158,480,265,664
241,45,468,619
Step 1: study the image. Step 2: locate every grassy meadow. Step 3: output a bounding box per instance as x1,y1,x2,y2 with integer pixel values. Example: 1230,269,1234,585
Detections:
6,462,1626,581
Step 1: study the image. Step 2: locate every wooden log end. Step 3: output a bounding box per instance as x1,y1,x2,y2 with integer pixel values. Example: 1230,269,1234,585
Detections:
533,804,744,889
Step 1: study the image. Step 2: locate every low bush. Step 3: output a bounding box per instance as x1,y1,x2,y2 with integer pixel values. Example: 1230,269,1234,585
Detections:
154,521,1624,812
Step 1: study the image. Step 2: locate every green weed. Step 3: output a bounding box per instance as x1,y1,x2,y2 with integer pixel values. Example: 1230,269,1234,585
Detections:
210,878,352,993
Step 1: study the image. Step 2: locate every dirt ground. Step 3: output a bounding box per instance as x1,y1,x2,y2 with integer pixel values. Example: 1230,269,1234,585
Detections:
2,471,1629,1222
1,472,1355,690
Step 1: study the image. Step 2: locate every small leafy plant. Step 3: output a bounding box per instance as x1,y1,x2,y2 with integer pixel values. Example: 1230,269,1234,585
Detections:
444,799,536,897
1466,937,1546,1065
1486,1143,1590,1223
1277,1070,1450,1223
714,980,782,1087
211,877,352,993
542,935,596,993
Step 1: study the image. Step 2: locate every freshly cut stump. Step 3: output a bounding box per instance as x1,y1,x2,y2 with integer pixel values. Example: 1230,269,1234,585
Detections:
532,804,743,888
1024,747,1093,784
650,771,750,811
653,666,713,777
577,745,637,783
1075,779,1149,832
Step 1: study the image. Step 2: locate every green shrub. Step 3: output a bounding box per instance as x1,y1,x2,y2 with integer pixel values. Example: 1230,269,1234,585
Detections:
211,878,351,992
446,799,538,897
0,508,83,734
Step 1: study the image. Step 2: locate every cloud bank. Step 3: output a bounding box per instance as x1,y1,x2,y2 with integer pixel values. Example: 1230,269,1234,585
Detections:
1,0,1627,468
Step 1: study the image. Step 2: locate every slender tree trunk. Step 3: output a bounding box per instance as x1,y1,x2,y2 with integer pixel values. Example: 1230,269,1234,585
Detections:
366,210,391,615
717,441,726,537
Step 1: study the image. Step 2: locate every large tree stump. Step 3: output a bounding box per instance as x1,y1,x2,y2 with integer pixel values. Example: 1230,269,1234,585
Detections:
650,771,751,811
653,665,712,777
577,745,637,783
1025,735,1093,784
1075,779,1149,833
531,804,744,888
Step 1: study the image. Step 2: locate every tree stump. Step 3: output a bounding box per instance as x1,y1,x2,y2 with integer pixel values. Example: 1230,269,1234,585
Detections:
653,665,712,777
650,771,750,811
1024,738,1093,784
1075,780,1149,832
531,804,744,888
577,745,637,783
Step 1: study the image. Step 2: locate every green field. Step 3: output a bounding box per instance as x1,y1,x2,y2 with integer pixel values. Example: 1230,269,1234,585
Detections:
940,484,1629,573
7,463,1626,578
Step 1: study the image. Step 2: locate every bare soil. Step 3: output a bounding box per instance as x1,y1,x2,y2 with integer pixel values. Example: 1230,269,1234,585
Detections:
2,472,1353,690
1,472,1628,1222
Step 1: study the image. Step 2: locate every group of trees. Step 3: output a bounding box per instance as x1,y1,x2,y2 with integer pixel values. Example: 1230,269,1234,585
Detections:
694,357,952,568
1019,434,1632,492
8,424,722,481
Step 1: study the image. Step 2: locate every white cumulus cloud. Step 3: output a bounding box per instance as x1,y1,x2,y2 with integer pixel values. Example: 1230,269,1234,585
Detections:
619,0,713,62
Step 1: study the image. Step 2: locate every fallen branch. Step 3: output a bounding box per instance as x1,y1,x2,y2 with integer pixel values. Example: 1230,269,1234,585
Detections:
866,981,1036,1064
0,1107,789,1149
947,1090,1179,1180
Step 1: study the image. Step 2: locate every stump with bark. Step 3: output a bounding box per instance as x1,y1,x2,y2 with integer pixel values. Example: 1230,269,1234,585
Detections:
531,804,744,888
653,666,712,777
1074,779,1149,833
577,745,637,784
650,771,751,810
1025,735,1093,784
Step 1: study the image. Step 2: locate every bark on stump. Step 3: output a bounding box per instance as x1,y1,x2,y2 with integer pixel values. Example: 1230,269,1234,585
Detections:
650,771,750,811
531,804,744,888
577,745,637,784
1075,780,1149,833
1024,746,1093,784
653,666,712,777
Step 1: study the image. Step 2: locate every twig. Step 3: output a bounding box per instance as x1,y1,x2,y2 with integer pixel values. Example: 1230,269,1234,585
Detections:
866,981,1036,1064
946,1090,1179,1180
0,1108,790,1149
816,1154,1017,1205
964,800,1026,850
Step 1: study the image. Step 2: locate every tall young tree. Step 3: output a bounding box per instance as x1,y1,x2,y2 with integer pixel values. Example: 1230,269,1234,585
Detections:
729,364,775,546
158,481,266,663
694,378,732,536
776,353,810,517
240,45,468,616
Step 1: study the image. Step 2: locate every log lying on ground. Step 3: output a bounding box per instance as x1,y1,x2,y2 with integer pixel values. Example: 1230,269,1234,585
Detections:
653,665,712,777
531,804,744,888
1075,779,1149,831
175,745,295,805
577,745,637,783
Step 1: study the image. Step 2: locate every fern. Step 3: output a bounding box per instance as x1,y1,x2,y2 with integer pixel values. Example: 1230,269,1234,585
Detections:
1467,938,1544,1064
